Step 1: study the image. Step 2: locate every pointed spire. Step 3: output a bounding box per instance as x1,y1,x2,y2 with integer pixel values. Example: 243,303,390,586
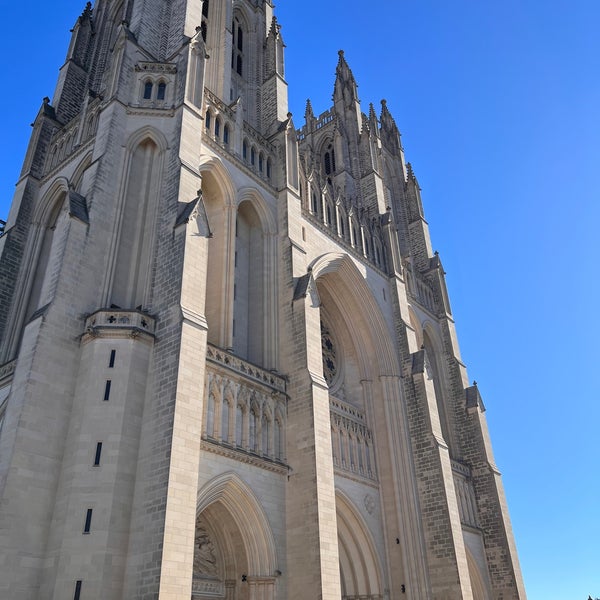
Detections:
379,99,397,131
305,99,314,121
333,49,359,107
368,102,379,137
79,1,93,24
379,99,403,154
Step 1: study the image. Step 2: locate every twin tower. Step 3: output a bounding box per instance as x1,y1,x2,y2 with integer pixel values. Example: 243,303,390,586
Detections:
0,1,526,599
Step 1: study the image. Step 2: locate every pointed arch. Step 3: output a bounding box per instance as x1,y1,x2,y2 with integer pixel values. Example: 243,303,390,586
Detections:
196,472,278,576
1,179,71,360
422,321,456,455
108,131,165,309
466,547,490,600
70,152,94,193
309,252,399,377
336,491,384,599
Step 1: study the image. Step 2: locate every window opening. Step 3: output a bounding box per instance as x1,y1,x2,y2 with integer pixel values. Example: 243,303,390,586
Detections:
223,124,230,145
232,17,244,76
214,118,221,138
103,380,112,401
205,110,211,130
83,509,93,533
94,442,103,466
143,81,153,100
157,82,166,100
109,349,116,368
74,581,83,600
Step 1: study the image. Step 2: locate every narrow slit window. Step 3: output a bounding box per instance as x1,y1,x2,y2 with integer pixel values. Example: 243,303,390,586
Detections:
223,124,229,145
83,509,93,533
74,581,82,600
109,349,116,368
242,140,247,160
103,380,111,401
205,110,211,130
93,442,103,466
215,118,221,138
250,147,255,166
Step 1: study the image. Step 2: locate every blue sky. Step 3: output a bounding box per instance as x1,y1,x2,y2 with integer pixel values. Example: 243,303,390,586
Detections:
1,1,599,598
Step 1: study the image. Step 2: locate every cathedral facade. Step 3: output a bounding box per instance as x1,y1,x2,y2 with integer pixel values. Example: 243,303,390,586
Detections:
0,1,526,599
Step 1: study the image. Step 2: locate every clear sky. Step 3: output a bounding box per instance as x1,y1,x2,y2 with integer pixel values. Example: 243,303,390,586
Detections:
1,1,599,598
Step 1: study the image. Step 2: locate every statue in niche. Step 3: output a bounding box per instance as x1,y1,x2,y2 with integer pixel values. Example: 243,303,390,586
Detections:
194,526,218,577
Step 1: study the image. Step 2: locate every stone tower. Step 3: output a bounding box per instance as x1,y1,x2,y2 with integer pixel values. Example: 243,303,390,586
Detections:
0,1,526,599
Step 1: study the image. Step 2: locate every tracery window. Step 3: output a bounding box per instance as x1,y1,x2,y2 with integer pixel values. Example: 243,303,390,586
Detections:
143,81,153,99
321,321,337,387
324,143,336,175
231,17,244,76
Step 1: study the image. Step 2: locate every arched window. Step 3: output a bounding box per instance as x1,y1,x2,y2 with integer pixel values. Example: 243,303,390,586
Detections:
266,158,271,179
242,140,248,160
258,153,264,173
143,80,153,100
236,404,244,447
261,414,269,455
311,193,319,215
221,398,230,442
214,118,221,138
206,392,216,438
205,110,211,130
157,81,166,100
323,143,336,175
111,138,161,309
223,124,230,145
249,406,258,452
250,146,255,166
232,17,244,76
233,201,266,364
274,418,282,460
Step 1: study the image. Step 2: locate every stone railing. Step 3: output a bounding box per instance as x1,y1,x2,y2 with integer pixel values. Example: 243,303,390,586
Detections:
45,99,101,175
451,459,479,529
203,89,275,184
83,309,156,339
330,396,377,481
206,345,285,393
204,345,287,469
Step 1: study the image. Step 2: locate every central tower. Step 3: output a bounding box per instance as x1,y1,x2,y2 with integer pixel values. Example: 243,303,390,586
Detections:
0,1,526,599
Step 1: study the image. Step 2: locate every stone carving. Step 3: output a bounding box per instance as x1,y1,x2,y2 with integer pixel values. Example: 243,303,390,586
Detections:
194,527,218,577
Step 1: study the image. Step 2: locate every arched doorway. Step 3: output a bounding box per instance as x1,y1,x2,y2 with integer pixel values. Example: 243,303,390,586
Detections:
194,473,278,600
337,493,384,600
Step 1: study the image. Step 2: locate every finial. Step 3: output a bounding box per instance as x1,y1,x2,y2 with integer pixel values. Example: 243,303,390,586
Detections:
338,49,344,58
43,97,50,104
473,380,478,386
